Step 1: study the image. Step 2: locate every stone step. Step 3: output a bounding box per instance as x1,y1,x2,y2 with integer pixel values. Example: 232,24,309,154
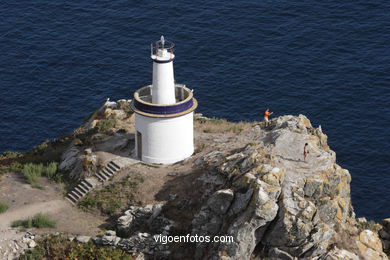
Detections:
73,188,84,198
66,193,78,204
102,168,113,176
65,196,76,205
80,182,91,191
107,163,120,172
109,161,121,170
99,170,111,179
95,174,107,182
82,180,94,189
85,178,99,187
70,191,81,200
97,172,109,181
104,166,115,175
76,185,88,194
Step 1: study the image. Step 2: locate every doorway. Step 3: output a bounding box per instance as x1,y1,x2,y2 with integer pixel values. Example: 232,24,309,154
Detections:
136,131,142,160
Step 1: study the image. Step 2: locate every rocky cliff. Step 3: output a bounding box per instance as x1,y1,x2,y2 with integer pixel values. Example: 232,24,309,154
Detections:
55,101,388,260
189,115,387,259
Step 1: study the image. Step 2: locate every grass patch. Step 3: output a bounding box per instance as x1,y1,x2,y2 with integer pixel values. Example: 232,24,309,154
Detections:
22,163,44,185
79,175,144,215
21,162,62,189
22,162,60,187
11,213,56,229
0,151,21,159
43,162,60,181
19,234,132,260
195,117,252,134
0,201,8,213
117,100,133,115
356,220,381,232
31,142,49,155
0,162,23,175
96,118,117,132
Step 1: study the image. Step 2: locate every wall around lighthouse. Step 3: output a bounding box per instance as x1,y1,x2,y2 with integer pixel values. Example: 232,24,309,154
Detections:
135,112,194,164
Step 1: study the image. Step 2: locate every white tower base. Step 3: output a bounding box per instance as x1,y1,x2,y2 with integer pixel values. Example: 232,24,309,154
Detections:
135,112,194,164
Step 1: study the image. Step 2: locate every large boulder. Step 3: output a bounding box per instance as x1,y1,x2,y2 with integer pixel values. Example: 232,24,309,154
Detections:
58,145,83,179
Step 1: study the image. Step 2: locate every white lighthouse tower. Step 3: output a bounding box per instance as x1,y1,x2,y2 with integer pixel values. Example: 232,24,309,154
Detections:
131,37,198,164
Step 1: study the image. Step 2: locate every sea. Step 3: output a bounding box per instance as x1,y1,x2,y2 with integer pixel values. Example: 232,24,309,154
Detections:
0,0,389,221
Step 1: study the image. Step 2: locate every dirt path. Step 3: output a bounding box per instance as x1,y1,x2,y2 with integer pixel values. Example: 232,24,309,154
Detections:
0,173,106,259
0,200,66,229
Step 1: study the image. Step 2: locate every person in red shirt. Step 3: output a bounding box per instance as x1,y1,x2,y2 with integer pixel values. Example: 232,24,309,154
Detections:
303,143,309,162
263,108,273,126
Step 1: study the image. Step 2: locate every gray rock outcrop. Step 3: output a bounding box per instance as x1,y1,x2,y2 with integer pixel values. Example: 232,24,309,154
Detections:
94,204,173,259
190,115,388,260
86,114,388,260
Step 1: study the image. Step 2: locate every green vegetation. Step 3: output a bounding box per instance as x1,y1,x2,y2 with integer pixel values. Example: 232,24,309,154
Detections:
22,162,60,188
22,163,44,186
117,100,133,114
195,117,252,134
79,175,144,215
31,142,49,154
0,151,21,159
11,213,56,229
356,220,381,232
19,235,132,260
43,162,60,181
195,117,226,124
97,118,117,132
0,162,23,175
0,201,8,213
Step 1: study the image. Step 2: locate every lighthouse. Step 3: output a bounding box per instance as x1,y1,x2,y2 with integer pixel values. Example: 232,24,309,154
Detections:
131,37,198,164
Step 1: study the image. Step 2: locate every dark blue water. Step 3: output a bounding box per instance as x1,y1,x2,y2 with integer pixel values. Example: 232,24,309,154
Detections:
1,1,389,221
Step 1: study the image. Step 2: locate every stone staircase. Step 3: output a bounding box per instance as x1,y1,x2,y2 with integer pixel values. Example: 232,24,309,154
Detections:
65,178,97,205
65,157,139,205
95,161,121,182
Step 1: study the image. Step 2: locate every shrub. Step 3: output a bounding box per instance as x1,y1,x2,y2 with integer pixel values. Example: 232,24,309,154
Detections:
11,213,56,229
21,162,60,186
106,200,123,215
0,162,23,175
0,201,8,213
19,235,132,260
356,220,381,232
32,142,48,154
117,100,133,114
8,162,23,172
97,118,117,132
43,162,59,180
79,197,98,208
22,163,43,185
79,175,144,215
0,151,21,159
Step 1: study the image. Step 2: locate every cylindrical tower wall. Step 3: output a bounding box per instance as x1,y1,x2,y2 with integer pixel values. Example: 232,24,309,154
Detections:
152,61,176,104
135,112,194,164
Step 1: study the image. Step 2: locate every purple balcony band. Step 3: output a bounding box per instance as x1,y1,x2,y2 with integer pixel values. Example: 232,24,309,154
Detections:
131,84,198,118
